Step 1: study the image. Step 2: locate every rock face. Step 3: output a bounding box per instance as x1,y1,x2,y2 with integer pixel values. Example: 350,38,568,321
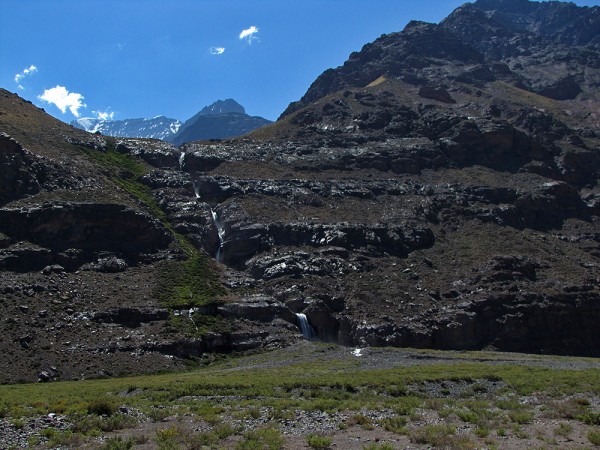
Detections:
2,0,600,382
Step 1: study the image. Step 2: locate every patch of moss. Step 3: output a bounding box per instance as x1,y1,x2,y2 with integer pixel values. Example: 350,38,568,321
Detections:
153,253,225,309
165,311,233,337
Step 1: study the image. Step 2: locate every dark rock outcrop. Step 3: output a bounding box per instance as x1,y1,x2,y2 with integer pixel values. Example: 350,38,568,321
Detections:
0,202,171,261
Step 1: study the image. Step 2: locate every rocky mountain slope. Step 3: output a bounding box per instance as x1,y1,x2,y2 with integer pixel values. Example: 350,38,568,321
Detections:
1,0,600,383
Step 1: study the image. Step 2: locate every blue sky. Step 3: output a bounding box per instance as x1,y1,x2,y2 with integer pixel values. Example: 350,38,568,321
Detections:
2,0,599,123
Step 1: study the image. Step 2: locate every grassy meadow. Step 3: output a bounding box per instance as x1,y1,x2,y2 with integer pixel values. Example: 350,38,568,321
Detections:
1,344,599,449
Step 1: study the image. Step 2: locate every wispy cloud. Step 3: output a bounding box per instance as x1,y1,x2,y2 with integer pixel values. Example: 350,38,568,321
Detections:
209,47,226,55
94,110,114,120
38,85,86,117
14,65,38,90
239,25,259,44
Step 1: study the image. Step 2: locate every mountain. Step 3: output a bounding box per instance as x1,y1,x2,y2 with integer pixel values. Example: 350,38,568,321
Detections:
169,99,272,146
71,115,181,141
2,0,600,383
280,0,600,117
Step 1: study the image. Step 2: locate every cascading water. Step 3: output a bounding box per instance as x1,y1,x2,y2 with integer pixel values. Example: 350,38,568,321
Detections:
192,180,200,199
296,313,315,340
178,151,186,169
211,209,226,263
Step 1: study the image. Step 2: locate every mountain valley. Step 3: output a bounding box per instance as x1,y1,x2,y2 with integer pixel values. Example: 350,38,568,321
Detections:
1,0,600,387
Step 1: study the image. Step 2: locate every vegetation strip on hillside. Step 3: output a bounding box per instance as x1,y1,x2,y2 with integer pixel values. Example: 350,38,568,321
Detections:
81,141,226,327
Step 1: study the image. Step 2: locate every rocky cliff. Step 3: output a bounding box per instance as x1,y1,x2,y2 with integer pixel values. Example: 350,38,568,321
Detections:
1,0,600,383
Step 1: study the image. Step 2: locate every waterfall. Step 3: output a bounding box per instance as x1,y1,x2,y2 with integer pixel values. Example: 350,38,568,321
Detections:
211,209,225,263
192,180,200,199
173,308,198,332
296,313,315,340
178,151,185,169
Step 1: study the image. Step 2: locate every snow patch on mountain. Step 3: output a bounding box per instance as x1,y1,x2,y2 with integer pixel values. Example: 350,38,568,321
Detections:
72,116,182,140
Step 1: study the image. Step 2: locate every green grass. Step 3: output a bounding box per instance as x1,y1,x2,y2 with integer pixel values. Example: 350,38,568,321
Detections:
0,355,599,449
1,361,599,417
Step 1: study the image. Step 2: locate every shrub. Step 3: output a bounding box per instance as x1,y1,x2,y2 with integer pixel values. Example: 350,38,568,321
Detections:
187,431,218,449
393,396,422,415
381,416,408,434
346,414,374,430
578,411,600,426
306,433,333,449
11,418,25,429
588,429,600,446
509,410,533,424
456,409,480,424
362,444,396,450
0,402,9,418
87,397,117,416
409,424,456,446
474,426,490,438
72,413,136,434
100,437,134,450
214,422,235,439
554,422,573,437
155,426,185,450
235,427,284,450
47,430,87,448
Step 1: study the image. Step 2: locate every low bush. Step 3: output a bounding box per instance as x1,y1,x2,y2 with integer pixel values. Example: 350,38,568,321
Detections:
87,397,117,416
588,429,600,446
235,427,284,450
306,433,333,449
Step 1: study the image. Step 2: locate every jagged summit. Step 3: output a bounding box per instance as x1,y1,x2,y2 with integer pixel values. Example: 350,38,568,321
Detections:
446,0,600,48
198,99,246,116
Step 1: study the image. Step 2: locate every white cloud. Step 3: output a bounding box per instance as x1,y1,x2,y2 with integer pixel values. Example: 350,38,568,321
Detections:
209,47,226,55
14,65,38,88
38,85,86,117
239,25,259,44
94,110,114,121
